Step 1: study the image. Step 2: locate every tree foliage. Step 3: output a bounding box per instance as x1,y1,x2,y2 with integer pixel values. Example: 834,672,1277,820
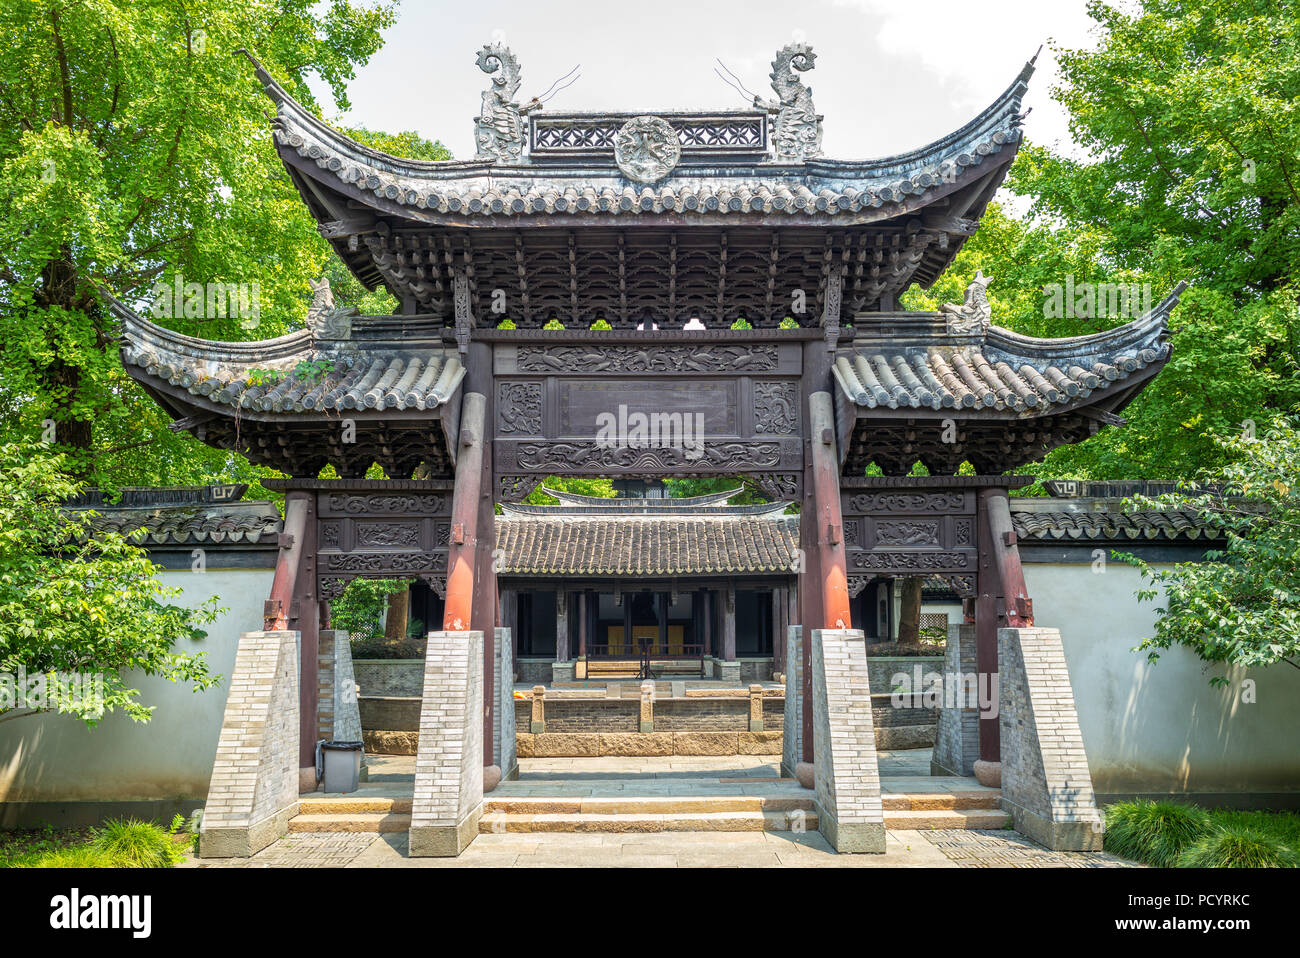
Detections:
905,0,1300,480
0,442,219,725
0,0,400,487
1119,415,1300,681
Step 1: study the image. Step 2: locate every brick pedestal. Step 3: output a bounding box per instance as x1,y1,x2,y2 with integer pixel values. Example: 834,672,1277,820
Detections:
932,622,980,777
811,628,885,853
999,626,1103,851
409,630,484,857
494,627,518,781
781,625,802,778
199,630,300,858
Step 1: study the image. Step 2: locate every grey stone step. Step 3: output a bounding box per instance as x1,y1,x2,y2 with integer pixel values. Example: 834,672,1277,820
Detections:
477,809,819,834
288,812,412,833
883,808,1011,829
484,794,814,815
881,790,1001,811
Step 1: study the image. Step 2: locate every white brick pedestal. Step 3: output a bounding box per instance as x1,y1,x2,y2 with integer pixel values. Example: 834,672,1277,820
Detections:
781,625,802,778
999,626,1103,851
409,630,484,857
494,627,518,782
811,628,885,853
932,622,980,777
199,630,300,858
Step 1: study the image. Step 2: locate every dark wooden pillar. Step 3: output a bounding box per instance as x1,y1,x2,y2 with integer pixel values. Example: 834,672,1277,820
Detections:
656,592,668,654
722,584,737,661
556,588,569,662
283,490,319,771
700,589,713,656
577,590,588,658
622,590,632,651
772,585,786,673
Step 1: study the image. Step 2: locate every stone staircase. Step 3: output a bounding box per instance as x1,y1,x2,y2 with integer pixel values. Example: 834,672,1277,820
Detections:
479,792,818,834
284,756,1009,836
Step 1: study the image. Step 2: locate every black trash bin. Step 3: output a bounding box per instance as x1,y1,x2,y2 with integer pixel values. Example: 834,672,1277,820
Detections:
320,740,364,793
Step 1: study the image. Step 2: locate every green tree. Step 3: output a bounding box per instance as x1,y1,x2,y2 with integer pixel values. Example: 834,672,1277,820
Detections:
986,0,1299,480
0,442,219,726
1119,415,1300,682
0,0,398,486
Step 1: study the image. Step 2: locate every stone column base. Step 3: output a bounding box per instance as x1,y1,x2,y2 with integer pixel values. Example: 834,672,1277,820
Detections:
816,809,887,854
1006,802,1103,852
551,661,575,683
198,804,298,859
408,806,483,857
714,659,741,683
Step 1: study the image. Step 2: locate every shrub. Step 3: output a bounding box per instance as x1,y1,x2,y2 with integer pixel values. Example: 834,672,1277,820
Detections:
93,818,179,867
1177,827,1300,868
1103,800,1212,867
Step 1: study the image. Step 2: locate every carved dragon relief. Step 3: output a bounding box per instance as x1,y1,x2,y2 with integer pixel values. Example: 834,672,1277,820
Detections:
754,42,823,161
474,42,541,162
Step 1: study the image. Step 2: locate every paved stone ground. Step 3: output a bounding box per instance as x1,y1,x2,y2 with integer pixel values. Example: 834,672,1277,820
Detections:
183,750,1130,868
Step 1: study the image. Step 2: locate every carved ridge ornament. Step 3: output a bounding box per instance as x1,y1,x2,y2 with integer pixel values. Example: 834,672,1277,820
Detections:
515,441,781,471
498,382,543,435
614,116,682,184
516,344,780,373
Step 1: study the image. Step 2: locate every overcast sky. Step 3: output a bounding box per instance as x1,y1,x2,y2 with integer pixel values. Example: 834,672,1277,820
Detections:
309,0,1109,161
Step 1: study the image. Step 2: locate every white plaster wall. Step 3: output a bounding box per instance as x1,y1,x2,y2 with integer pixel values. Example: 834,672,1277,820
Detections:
1024,562,1300,798
0,567,273,803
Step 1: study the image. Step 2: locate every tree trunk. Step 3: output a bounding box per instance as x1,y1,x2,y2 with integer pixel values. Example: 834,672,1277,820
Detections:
384,587,410,641
898,577,922,645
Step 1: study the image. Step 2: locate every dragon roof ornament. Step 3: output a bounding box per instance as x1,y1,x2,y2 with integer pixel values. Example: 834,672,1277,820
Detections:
474,42,541,162
754,42,823,161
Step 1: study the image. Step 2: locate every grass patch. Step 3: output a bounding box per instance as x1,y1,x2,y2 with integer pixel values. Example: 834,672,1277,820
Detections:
1104,801,1300,867
1177,826,1300,868
1104,801,1211,867
1,818,186,868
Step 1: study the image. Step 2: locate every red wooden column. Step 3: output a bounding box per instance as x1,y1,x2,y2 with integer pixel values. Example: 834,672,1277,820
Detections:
975,487,1034,764
264,490,320,773
800,387,852,762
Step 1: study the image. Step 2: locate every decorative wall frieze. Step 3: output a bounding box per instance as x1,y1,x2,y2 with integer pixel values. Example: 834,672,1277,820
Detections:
852,551,970,571
324,494,445,516
516,343,781,373
513,440,782,471
847,492,967,514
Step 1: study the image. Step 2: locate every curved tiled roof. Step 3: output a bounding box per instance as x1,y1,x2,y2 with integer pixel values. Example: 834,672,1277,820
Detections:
495,512,799,576
110,299,465,417
68,500,282,547
1011,505,1219,542
246,52,1030,223
833,287,1182,415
